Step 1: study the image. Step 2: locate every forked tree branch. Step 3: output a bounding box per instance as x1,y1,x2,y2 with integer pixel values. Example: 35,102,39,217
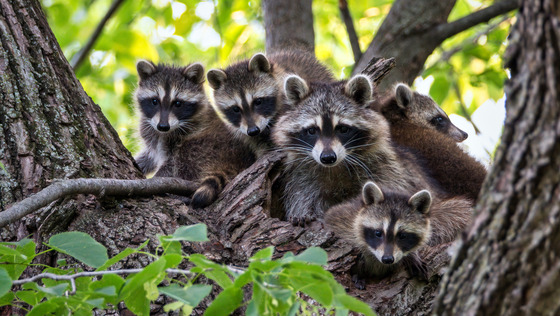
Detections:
435,0,519,41
70,0,127,70
0,178,199,228
339,0,362,63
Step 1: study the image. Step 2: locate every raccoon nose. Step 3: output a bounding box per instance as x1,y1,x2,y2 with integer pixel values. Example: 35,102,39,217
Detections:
460,130,468,141
320,151,337,165
247,126,260,136
157,123,170,132
381,255,394,264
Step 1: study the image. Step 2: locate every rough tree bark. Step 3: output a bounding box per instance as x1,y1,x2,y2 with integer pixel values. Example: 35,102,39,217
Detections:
432,0,560,314
262,0,315,53
352,0,519,89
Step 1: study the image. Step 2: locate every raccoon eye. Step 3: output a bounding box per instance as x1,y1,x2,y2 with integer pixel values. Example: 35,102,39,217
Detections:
431,116,445,126
232,106,241,113
337,125,349,134
253,98,263,106
152,99,159,106
306,127,317,135
173,101,182,107
397,232,408,240
374,230,383,238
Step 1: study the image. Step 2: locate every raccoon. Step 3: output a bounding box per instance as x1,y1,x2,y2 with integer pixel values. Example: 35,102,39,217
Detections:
272,74,440,225
376,83,468,142
325,181,432,282
325,181,473,285
154,109,256,208
390,120,487,201
134,60,206,175
207,50,334,156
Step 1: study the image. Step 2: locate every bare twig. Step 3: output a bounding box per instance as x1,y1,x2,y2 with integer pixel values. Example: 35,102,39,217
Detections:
435,0,518,41
452,79,482,135
0,178,199,228
70,0,127,70
437,16,511,64
338,0,362,63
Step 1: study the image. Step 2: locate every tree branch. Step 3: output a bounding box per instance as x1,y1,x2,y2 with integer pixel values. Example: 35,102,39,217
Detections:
338,0,362,63
0,178,199,228
435,0,519,41
70,0,127,70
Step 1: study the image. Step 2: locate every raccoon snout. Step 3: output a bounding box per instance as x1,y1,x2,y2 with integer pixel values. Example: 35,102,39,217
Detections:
247,126,260,136
157,122,170,132
381,255,394,264
320,151,337,165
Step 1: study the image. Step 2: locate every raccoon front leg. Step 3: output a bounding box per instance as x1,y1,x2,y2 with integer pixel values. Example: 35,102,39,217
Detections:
283,178,323,226
135,150,159,175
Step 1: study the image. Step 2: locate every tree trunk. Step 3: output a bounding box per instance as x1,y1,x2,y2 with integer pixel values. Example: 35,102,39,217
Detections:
432,0,560,314
262,0,315,53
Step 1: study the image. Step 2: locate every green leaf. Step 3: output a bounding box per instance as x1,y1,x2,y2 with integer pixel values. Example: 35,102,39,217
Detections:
144,280,159,300
26,283,69,296
159,284,212,307
287,301,301,316
16,290,44,306
0,239,37,280
204,269,233,289
250,246,274,261
429,75,451,105
167,224,209,242
300,282,333,306
292,247,328,265
0,268,12,298
0,292,15,307
203,287,243,316
334,294,375,316
0,244,24,257
48,232,108,268
27,300,60,316
164,301,185,312
96,239,148,271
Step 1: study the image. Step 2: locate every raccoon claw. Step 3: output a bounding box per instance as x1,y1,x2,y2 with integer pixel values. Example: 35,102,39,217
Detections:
352,274,366,290
288,214,317,227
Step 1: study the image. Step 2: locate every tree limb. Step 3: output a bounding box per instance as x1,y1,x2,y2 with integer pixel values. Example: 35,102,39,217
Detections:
339,0,362,63
435,0,519,41
0,178,199,228
70,0,127,70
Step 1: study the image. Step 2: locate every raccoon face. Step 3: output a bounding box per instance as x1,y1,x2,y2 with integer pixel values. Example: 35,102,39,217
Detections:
357,182,431,265
395,84,468,142
207,54,279,138
274,75,388,168
135,60,206,134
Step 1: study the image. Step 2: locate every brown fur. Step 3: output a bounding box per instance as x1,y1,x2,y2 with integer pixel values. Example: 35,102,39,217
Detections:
207,49,334,157
155,106,255,208
375,83,468,142
390,121,487,201
325,182,473,284
273,75,443,225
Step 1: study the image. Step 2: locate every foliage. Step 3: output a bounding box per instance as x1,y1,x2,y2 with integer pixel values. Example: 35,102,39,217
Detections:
41,0,511,156
0,224,374,315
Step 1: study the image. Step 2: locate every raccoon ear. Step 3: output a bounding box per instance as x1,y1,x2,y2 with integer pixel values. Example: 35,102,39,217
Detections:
395,83,413,109
345,75,373,106
248,53,271,73
408,190,432,215
207,69,227,90
284,75,309,105
182,63,205,84
362,181,384,205
136,60,156,80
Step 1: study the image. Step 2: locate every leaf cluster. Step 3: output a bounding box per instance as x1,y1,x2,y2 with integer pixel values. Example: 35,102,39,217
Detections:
0,224,373,315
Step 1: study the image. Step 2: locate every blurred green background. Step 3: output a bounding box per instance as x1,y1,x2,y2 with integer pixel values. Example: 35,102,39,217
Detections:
41,0,513,163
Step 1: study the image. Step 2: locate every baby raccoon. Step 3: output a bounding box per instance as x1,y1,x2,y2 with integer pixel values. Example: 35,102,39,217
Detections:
325,181,432,282
134,60,206,175
207,50,334,156
325,181,473,285
376,83,468,142
273,75,438,225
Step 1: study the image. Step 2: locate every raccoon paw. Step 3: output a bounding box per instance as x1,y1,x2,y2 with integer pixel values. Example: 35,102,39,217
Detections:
287,214,317,227
190,188,216,209
352,274,367,290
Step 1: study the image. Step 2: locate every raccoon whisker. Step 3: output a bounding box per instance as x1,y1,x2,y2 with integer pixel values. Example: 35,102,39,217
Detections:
344,136,371,148
343,159,361,178
345,143,375,150
346,155,375,180
288,136,314,148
